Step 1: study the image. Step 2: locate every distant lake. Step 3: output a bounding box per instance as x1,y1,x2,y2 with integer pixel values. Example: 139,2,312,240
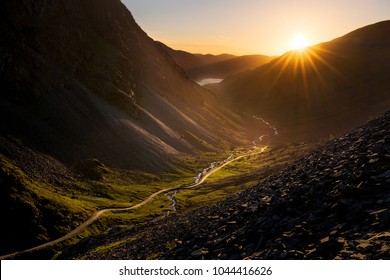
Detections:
197,78,223,86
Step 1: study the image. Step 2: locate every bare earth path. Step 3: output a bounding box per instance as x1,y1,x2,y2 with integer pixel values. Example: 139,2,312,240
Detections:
0,146,267,259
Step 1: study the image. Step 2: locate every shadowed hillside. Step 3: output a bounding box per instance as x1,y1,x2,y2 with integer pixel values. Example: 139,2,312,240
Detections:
216,21,390,142
0,0,249,256
0,0,247,172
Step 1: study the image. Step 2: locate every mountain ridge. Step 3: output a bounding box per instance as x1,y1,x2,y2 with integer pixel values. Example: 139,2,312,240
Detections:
157,42,274,81
0,0,248,172
156,41,236,70
216,20,390,142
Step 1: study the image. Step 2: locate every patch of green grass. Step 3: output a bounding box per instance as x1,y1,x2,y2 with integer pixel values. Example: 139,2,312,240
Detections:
4,139,318,259
176,187,235,210
99,194,172,226
1,141,243,259
165,241,177,251
181,130,214,151
175,142,317,212
146,252,163,260
0,156,91,255
79,238,133,259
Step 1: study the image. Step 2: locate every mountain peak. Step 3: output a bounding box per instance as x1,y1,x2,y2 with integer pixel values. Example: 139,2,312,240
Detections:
0,0,247,171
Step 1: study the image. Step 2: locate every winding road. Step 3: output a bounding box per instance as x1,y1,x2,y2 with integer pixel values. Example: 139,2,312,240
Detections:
0,146,268,260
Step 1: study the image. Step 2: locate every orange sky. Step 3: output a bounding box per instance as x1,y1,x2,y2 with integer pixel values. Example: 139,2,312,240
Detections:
122,0,390,56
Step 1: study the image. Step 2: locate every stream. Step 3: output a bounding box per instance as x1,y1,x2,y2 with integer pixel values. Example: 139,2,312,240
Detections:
253,115,279,136
164,190,178,215
163,115,278,216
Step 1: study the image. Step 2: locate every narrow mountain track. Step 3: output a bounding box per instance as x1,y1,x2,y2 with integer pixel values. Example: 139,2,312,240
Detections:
0,146,268,259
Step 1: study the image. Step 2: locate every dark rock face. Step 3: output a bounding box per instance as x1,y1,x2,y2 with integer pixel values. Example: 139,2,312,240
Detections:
69,110,390,260
0,0,246,171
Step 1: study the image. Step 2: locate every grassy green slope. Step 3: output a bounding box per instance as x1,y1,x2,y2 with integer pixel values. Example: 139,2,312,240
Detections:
0,140,236,257
0,156,90,255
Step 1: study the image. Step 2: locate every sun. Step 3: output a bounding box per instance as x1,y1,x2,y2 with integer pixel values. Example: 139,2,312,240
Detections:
292,35,309,51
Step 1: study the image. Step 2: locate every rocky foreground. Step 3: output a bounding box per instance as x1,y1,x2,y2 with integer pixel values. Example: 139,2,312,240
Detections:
62,111,390,260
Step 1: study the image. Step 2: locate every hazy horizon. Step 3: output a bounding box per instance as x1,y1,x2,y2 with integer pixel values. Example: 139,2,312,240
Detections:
122,0,390,56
